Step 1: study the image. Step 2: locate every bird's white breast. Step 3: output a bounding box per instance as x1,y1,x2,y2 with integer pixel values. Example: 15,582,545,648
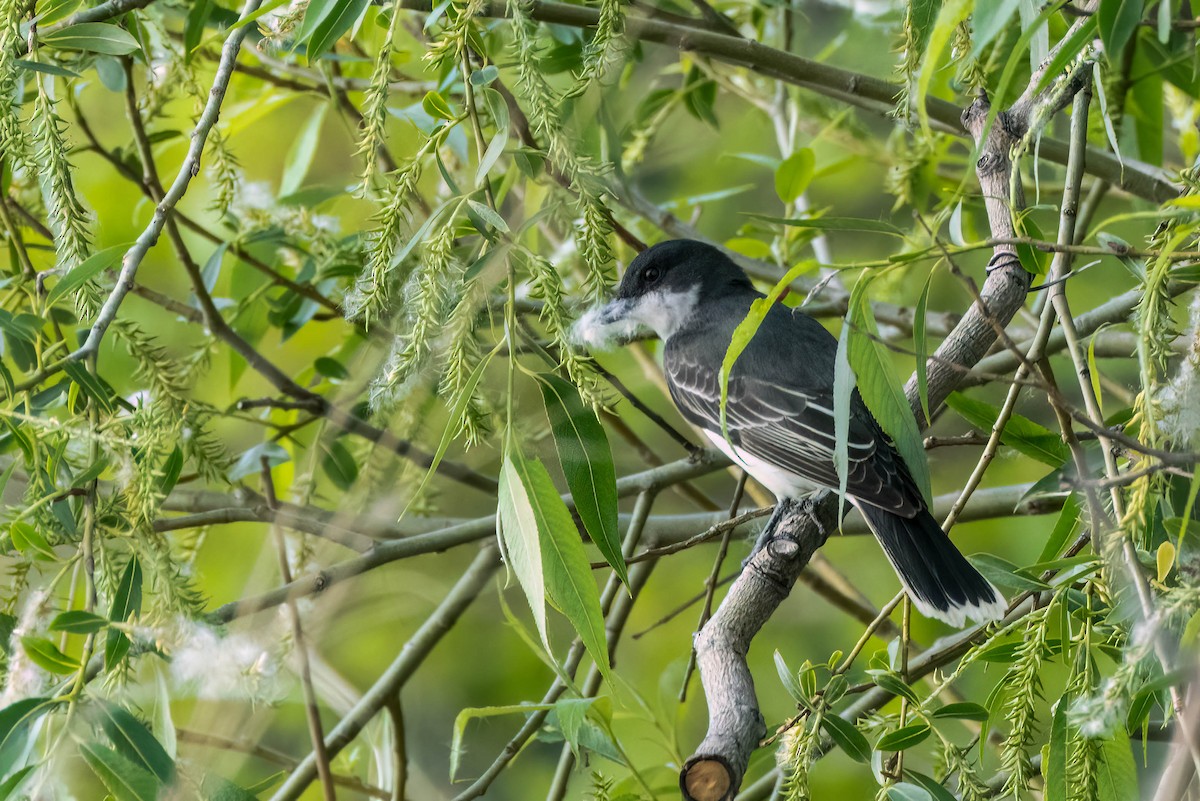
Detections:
702,429,825,499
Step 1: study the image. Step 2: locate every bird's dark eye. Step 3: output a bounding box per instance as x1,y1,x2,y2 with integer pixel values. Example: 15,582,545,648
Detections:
642,266,661,284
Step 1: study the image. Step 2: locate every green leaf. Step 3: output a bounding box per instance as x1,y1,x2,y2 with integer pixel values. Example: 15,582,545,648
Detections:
914,268,934,426
720,260,817,442
1034,15,1100,95
876,722,931,751
49,610,108,634
773,650,807,704
41,22,141,54
497,451,549,650
1038,493,1080,562
15,58,82,77
750,213,905,236
870,671,921,705
538,373,625,586
774,148,815,204
46,244,129,306
1043,700,1068,801
510,448,611,678
183,0,214,60
1096,726,1138,801
301,0,369,61
1015,215,1051,276
10,522,57,561
201,776,261,800
321,439,359,491
915,0,971,135
63,360,117,415
970,553,1051,592
21,636,80,673
847,276,932,503
313,357,349,380
944,392,1069,466
422,90,456,121
971,0,1021,55
280,105,327,196
95,702,175,784
833,307,853,514
0,698,54,753
449,703,556,780
157,447,183,496
1098,0,1144,63
79,741,159,801
467,199,509,233
929,701,988,721
106,556,142,671
905,771,957,801
0,766,34,799
887,783,933,801
820,714,872,763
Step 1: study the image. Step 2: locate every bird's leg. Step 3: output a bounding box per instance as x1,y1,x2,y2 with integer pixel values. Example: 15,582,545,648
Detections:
800,495,830,542
747,501,789,558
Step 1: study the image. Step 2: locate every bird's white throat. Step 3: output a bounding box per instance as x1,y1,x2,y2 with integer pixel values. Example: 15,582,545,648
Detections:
572,287,700,349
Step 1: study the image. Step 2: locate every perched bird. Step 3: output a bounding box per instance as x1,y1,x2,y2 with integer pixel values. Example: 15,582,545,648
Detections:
574,239,1005,627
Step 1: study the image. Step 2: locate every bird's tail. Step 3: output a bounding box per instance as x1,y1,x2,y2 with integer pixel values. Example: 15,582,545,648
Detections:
857,503,1006,627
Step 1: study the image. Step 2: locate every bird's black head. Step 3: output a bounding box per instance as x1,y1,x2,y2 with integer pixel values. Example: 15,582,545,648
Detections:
574,239,755,349
614,239,754,303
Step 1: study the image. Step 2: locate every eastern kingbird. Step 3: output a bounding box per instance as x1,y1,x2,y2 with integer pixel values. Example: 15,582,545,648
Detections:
575,240,1005,627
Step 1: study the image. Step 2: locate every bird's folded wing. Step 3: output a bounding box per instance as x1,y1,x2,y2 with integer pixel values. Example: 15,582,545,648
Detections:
667,354,923,516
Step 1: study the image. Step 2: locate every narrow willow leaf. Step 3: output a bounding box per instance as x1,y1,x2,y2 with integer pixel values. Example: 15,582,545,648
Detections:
1038,492,1080,562
106,556,142,671
10,522,56,561
183,0,214,59
821,714,872,763
914,268,933,426
280,105,327,196
79,741,159,801
321,439,358,491
887,784,933,801
749,213,904,236
719,260,818,440
1087,329,1104,417
41,22,140,54
21,636,80,673
95,702,175,784
497,451,548,650
1096,726,1138,801
870,671,921,704
833,313,853,516
876,722,931,751
1098,0,1144,62
1177,470,1200,552
1093,62,1125,169
397,342,498,522
0,698,54,752
449,703,556,781
905,771,957,801
467,199,509,233
915,0,971,135
48,610,108,634
538,373,625,586
847,278,932,504
422,90,455,121
303,0,369,61
944,392,1069,466
511,451,611,679
972,0,1021,55
773,650,807,703
476,127,509,186
45,244,128,306
774,148,815,203
1034,15,1100,95
0,766,33,799
929,701,989,721
1042,698,1068,801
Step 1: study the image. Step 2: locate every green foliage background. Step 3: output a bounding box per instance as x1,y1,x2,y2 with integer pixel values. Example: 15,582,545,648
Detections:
0,0,1198,799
